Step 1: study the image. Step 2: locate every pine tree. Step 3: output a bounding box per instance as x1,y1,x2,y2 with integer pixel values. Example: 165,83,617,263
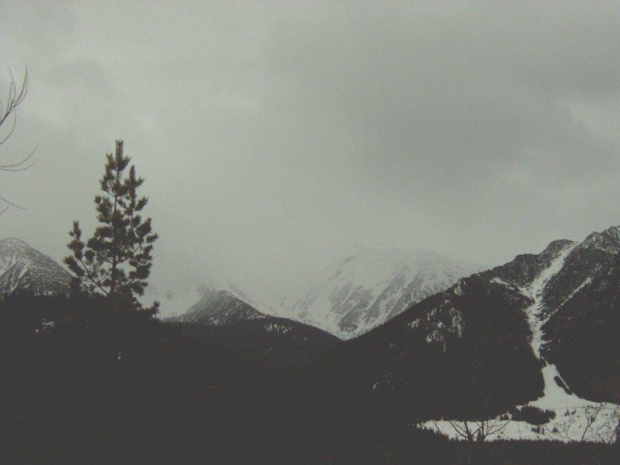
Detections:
64,140,158,312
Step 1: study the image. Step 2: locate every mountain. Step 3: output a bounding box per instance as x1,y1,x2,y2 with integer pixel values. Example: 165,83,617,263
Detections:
176,286,266,325
539,227,620,404
280,248,481,339
171,287,340,364
181,249,480,340
0,238,71,297
343,226,620,433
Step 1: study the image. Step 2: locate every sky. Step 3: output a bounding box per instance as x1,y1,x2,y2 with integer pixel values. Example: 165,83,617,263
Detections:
1,1,620,315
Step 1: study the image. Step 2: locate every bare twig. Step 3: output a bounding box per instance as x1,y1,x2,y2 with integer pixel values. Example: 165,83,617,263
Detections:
0,193,25,210
0,144,38,172
0,67,36,213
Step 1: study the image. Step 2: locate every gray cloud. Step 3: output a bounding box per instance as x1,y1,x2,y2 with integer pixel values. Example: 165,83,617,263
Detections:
1,2,620,315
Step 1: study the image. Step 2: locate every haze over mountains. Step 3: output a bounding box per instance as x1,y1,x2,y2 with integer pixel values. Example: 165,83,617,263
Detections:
0,236,480,339
186,248,481,339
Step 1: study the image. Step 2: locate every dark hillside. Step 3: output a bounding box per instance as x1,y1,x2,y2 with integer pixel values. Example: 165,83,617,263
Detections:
0,293,617,464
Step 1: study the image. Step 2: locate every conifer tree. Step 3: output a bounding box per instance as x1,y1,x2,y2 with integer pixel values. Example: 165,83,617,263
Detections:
64,140,158,312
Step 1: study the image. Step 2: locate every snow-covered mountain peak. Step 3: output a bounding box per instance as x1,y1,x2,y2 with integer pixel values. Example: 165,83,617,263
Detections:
363,227,616,370
177,286,266,326
289,247,482,339
0,237,71,297
356,228,620,442
541,239,577,257
0,237,31,249
179,247,481,339
326,247,477,286
0,238,37,261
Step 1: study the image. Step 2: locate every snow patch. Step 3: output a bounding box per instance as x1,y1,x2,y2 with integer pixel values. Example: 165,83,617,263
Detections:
421,241,620,443
265,323,291,334
423,404,620,443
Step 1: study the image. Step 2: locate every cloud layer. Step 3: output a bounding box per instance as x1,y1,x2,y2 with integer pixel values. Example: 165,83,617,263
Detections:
1,2,620,314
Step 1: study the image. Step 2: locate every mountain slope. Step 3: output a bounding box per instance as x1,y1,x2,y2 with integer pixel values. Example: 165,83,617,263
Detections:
420,228,620,443
540,227,620,404
0,238,71,297
346,227,620,420
241,248,481,340
172,287,340,364
177,287,266,325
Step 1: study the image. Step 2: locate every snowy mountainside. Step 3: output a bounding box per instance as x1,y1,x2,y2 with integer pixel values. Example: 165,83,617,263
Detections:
179,248,480,340
0,238,71,297
293,248,481,339
174,286,266,325
350,226,620,441
236,248,482,340
169,286,340,364
425,235,620,443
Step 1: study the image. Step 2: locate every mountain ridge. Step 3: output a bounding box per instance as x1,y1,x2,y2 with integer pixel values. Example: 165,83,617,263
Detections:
185,247,482,339
339,226,620,441
0,237,71,297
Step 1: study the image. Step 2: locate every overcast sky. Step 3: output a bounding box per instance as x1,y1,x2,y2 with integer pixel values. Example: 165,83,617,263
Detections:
2,2,620,314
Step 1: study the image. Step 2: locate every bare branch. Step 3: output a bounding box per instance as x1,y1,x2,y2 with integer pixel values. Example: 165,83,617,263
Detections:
0,193,25,210
0,106,17,146
0,68,36,213
0,67,28,129
0,143,38,172
581,404,603,442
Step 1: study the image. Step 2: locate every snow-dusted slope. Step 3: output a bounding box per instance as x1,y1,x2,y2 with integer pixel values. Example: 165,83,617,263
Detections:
425,238,619,443
261,249,480,339
426,402,620,443
175,286,266,325
0,238,70,297
170,286,340,364
350,227,620,442
521,242,580,409
181,248,481,340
